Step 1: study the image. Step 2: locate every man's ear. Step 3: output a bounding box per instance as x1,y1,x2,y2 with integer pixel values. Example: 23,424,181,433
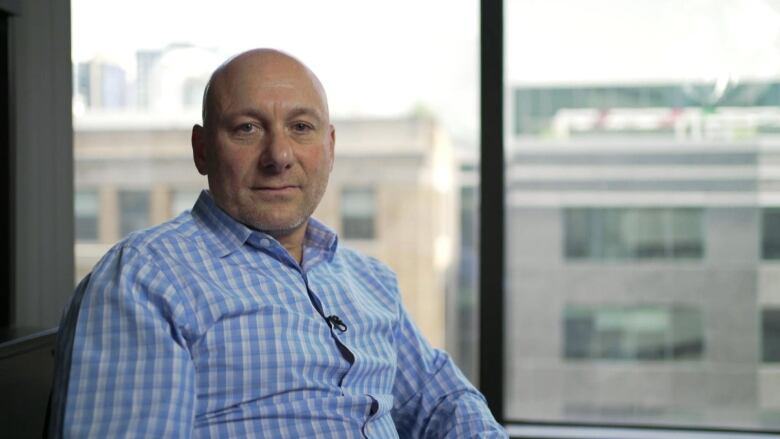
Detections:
328,124,336,171
192,124,208,175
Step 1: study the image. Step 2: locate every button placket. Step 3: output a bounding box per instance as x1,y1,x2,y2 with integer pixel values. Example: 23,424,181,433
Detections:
360,397,379,438
301,275,356,387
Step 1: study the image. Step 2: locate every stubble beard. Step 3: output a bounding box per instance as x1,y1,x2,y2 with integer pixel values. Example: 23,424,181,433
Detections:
237,178,329,237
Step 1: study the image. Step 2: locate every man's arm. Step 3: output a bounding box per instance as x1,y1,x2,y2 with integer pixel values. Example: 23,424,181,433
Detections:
390,300,507,438
49,245,197,438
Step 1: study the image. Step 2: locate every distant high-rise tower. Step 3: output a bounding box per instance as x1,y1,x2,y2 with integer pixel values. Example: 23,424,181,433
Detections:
135,49,162,110
77,59,127,109
135,44,220,113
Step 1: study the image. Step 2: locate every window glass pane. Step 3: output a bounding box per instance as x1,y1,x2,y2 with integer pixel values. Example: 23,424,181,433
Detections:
75,190,99,241
763,208,780,260
118,190,150,237
671,306,704,359
630,208,665,258
763,309,780,363
671,208,704,258
563,307,594,359
506,0,780,430
599,209,623,258
564,305,701,362
72,0,479,381
341,187,375,240
563,208,703,261
563,208,590,258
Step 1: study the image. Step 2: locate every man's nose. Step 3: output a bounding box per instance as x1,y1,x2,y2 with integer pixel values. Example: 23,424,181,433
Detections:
259,130,294,172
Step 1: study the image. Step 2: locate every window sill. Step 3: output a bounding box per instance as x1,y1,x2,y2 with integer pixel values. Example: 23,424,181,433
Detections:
505,424,780,439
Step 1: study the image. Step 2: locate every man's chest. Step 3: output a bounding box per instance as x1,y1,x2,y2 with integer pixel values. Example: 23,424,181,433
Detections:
182,260,399,415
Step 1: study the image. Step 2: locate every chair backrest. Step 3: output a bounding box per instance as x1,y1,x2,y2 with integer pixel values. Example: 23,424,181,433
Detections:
0,328,57,438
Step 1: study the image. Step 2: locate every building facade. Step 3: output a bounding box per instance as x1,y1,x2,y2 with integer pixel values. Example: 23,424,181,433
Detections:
502,81,780,429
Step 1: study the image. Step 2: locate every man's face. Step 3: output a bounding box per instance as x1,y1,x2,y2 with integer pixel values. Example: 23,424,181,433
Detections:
193,53,335,236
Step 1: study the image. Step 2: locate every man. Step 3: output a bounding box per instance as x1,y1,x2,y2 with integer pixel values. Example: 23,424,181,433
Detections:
49,49,506,438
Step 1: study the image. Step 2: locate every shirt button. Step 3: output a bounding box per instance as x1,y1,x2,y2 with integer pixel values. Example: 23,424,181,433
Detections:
259,238,271,248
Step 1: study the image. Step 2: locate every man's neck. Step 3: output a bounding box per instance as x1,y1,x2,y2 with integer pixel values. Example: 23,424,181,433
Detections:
268,221,308,265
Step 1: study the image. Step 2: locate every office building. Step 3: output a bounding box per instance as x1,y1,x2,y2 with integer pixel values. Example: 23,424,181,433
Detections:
500,81,780,429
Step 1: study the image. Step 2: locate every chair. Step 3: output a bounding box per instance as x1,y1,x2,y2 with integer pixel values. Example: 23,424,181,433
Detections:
0,328,58,438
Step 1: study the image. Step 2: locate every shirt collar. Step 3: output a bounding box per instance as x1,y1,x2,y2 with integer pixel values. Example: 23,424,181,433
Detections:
304,217,339,263
191,190,339,261
191,190,252,258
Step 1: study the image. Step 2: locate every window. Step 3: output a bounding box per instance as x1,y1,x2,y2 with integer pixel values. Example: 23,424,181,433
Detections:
341,187,375,240
72,0,478,371
58,0,780,436
502,0,780,434
118,190,150,237
564,305,704,361
564,208,704,260
74,190,99,241
763,208,780,260
763,309,780,363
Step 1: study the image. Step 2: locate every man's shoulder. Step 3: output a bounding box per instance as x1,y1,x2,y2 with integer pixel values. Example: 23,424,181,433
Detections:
333,245,398,287
135,209,198,243
104,211,201,264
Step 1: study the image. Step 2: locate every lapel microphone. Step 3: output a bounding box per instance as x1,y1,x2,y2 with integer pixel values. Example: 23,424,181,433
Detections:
326,315,348,332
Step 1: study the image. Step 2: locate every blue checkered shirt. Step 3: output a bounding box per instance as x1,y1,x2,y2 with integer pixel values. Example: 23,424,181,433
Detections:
49,191,506,438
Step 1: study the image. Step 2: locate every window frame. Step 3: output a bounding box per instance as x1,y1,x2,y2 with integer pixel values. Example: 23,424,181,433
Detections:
478,0,505,423
0,5,14,333
0,0,73,343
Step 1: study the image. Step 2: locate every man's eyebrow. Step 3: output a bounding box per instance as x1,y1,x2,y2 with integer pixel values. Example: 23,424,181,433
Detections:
220,108,263,122
287,106,324,122
220,106,324,123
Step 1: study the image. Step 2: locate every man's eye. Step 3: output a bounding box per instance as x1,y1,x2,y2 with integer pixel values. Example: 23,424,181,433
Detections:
292,122,312,133
235,123,256,133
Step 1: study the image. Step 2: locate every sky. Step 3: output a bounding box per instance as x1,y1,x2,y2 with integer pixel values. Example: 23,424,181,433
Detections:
72,0,780,142
71,0,480,141
506,0,780,85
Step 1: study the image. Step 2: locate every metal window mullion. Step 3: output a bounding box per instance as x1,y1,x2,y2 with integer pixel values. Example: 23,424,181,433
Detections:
479,0,505,423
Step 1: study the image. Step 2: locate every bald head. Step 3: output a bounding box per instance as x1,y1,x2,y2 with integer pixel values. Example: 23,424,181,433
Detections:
201,49,329,129
190,48,336,258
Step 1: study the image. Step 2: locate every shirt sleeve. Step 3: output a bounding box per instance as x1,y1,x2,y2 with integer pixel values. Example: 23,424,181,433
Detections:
51,245,197,438
390,297,507,438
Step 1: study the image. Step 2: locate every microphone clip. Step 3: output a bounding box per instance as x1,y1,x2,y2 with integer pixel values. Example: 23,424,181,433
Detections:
326,315,348,333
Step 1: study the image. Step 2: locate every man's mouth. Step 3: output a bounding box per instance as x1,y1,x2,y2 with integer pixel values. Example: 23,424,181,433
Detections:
252,185,299,194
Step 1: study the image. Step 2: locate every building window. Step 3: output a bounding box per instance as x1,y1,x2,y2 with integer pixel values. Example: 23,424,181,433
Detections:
563,305,704,361
118,190,150,237
763,309,780,363
762,208,780,260
341,187,375,240
74,190,99,241
565,208,703,260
